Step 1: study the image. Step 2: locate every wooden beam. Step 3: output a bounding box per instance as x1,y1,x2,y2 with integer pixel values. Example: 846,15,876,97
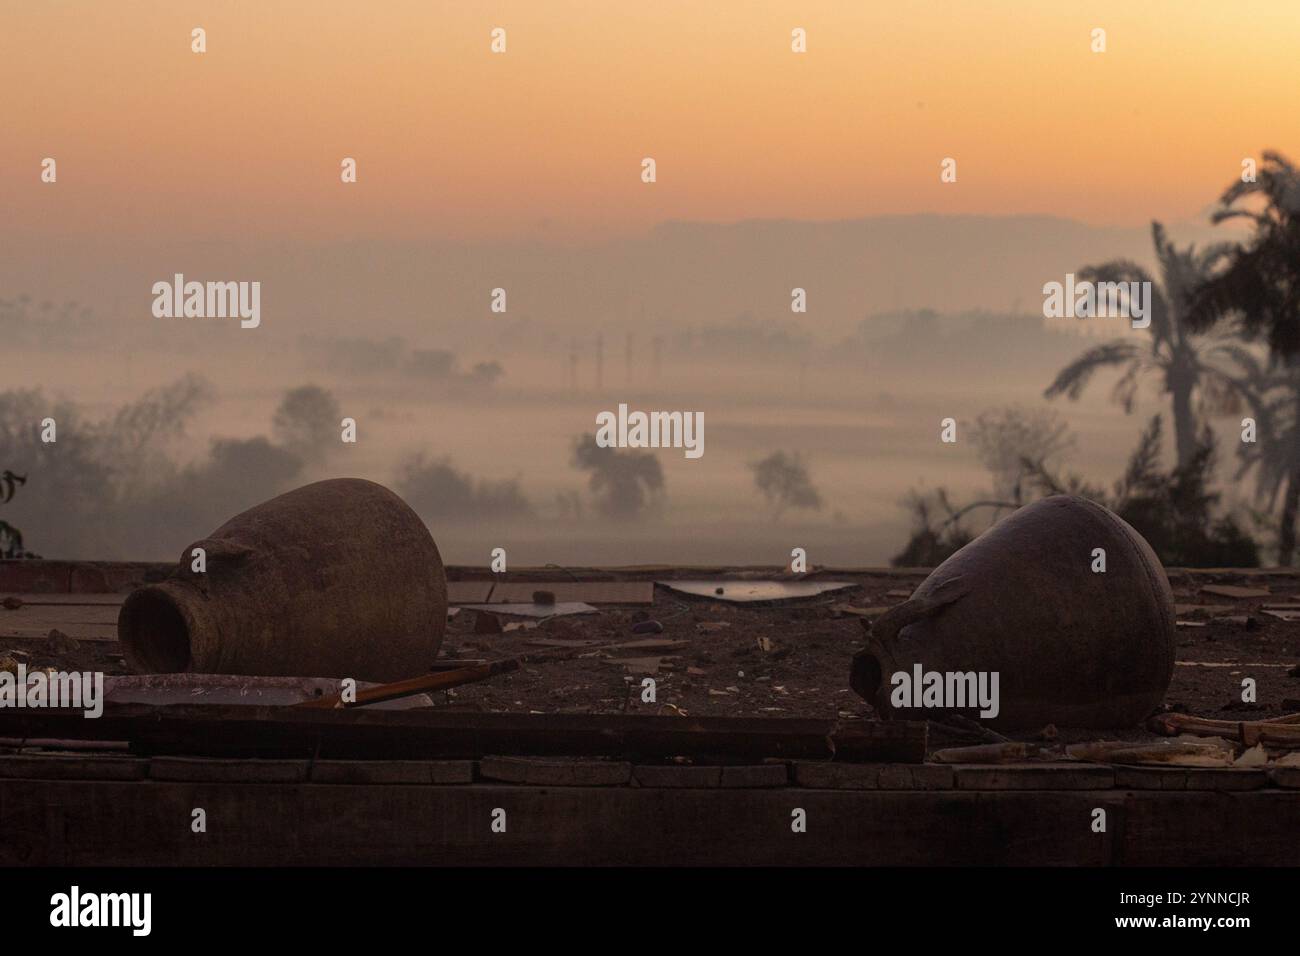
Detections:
0,706,927,763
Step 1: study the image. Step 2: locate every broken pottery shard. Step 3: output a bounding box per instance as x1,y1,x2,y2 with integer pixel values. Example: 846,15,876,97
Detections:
658,580,855,603
460,602,597,618
850,495,1175,730
1200,584,1269,599
118,478,448,682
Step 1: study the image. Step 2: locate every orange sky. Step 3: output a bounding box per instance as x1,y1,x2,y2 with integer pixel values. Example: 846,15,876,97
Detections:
3,1,1298,240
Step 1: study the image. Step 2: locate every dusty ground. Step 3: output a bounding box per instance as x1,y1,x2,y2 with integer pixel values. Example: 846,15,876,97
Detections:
4,569,1299,750
432,571,1300,747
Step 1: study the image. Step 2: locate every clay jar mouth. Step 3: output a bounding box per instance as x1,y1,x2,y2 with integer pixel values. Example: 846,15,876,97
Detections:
119,586,194,673
849,650,884,705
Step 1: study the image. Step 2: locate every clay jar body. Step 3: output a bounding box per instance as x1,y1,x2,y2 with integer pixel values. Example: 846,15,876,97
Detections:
119,478,447,682
851,495,1176,729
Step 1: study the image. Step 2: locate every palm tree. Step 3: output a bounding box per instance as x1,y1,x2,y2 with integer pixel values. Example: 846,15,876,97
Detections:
1045,221,1242,468
1185,151,1300,562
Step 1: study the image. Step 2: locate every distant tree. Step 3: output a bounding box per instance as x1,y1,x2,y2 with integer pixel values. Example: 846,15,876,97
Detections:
749,451,823,519
466,360,504,386
396,453,532,520
101,373,214,489
1024,416,1258,568
272,385,341,463
893,416,1258,569
571,435,664,519
969,406,1073,504
1045,221,1247,467
0,469,28,558
1185,151,1300,562
890,488,975,567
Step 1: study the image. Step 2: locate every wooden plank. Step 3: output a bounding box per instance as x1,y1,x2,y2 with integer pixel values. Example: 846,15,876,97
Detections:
0,705,928,763
1,593,123,606
0,754,147,781
719,764,789,788
794,762,954,790
488,581,653,605
632,765,724,788
479,756,632,786
149,757,310,783
311,760,473,785
5,779,1299,866
953,763,1116,790
0,621,119,642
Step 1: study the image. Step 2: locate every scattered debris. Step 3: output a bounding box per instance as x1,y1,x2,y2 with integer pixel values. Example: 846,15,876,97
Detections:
831,604,890,619
607,656,666,675
487,581,654,605
1067,738,1235,767
695,621,730,633
45,628,80,655
1200,584,1270,599
1149,712,1300,747
296,659,521,709
1235,743,1269,767
1174,603,1234,616
657,580,856,603
931,742,1030,764
1262,608,1300,622
461,602,597,618
606,638,689,653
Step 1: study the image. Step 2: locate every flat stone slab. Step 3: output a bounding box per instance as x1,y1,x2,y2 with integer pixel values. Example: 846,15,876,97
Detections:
1114,766,1196,790
632,764,788,788
1113,766,1271,791
149,757,310,783
953,763,1116,790
478,756,631,786
1181,767,1269,791
794,762,954,790
633,765,723,788
0,754,147,781
311,760,473,785
719,764,789,787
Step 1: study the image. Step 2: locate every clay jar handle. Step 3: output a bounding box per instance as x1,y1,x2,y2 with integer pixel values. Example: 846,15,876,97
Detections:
850,575,971,706
869,574,971,647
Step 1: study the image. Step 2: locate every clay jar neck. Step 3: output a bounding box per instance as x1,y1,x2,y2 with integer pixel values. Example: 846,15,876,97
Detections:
119,580,223,673
851,638,898,715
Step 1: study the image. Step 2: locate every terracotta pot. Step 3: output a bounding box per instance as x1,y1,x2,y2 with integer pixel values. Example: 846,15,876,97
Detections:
850,495,1175,729
119,478,447,682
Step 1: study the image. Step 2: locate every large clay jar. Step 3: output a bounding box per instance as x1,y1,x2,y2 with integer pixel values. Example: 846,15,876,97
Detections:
850,495,1175,729
119,478,447,682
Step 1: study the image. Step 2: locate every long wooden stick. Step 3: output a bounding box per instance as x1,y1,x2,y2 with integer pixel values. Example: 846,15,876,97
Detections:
294,658,520,710
1148,712,1300,747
